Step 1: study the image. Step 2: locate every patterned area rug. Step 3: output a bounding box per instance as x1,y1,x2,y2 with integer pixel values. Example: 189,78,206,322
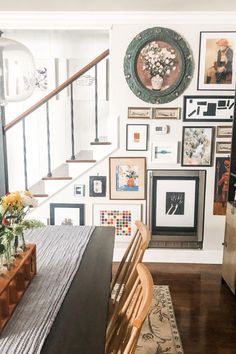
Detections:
135,285,184,354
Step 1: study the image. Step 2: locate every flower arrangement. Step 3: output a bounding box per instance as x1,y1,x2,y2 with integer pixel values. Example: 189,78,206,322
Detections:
140,41,177,79
0,191,44,271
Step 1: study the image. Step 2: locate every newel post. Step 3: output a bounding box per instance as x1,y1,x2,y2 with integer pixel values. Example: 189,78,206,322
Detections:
0,106,9,195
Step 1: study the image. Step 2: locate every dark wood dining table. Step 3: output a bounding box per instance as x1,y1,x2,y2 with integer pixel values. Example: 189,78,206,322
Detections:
41,226,115,354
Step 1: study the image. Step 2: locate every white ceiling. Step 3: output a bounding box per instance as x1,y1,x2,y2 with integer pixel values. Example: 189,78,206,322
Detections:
1,0,236,12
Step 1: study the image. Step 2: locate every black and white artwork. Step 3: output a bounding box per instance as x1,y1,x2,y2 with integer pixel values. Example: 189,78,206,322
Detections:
89,176,106,197
183,96,234,121
165,192,185,215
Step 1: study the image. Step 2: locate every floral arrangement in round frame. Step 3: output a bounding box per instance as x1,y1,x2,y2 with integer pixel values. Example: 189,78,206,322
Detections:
123,27,194,104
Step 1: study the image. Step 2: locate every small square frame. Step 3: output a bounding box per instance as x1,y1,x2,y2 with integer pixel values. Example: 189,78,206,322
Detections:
89,176,106,197
74,184,85,196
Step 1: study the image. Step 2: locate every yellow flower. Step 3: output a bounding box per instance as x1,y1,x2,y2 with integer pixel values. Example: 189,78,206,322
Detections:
2,192,23,211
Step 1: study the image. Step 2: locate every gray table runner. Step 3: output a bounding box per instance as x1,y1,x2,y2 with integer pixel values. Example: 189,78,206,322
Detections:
0,225,95,354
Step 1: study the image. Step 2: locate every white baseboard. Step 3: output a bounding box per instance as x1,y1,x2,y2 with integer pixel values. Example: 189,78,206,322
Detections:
113,248,223,264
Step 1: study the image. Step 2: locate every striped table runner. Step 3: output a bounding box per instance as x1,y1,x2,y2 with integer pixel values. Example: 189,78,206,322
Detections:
0,225,95,354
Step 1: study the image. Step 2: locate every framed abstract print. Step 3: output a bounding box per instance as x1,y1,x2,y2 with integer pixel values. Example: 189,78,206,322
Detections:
109,157,146,200
126,124,148,151
124,27,193,104
50,203,85,225
181,127,214,167
198,31,236,91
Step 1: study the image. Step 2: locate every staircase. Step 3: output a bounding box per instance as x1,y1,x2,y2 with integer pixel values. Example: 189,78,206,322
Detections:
0,49,116,210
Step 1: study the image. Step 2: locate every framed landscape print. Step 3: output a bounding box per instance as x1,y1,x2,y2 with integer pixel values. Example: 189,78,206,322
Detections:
181,127,214,166
126,124,148,151
50,203,85,225
147,170,206,248
89,176,106,197
183,96,234,122
93,203,142,243
216,141,231,154
109,157,146,199
216,125,233,138
128,107,152,119
151,142,178,164
153,107,181,119
198,31,236,91
213,157,230,215
124,27,193,104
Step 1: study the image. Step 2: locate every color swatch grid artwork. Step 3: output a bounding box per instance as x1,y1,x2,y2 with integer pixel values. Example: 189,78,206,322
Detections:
100,210,132,236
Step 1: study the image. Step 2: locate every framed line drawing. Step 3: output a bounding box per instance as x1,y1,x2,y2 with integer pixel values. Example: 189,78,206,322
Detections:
216,125,233,138
181,126,215,167
124,26,193,104
183,95,234,122
128,107,152,119
93,203,142,243
89,176,106,197
151,142,178,164
147,170,206,248
153,107,181,119
126,124,148,151
198,31,236,91
216,141,231,154
50,203,85,225
109,157,146,200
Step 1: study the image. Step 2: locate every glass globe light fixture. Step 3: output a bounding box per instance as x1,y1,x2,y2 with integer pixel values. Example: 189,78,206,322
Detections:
0,34,36,105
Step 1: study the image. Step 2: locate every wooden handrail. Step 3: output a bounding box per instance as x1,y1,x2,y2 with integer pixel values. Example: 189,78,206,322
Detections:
4,49,109,132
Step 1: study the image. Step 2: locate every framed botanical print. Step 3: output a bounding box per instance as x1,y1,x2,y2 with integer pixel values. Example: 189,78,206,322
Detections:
50,203,85,225
181,126,215,166
124,27,193,104
109,157,146,200
198,31,236,91
183,96,234,122
89,176,106,197
126,124,148,151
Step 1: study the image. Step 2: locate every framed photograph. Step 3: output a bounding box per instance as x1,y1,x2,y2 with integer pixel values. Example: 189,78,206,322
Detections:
181,127,215,166
216,141,231,154
183,96,234,122
124,27,193,104
128,107,152,119
89,176,106,197
93,203,142,243
147,170,206,248
126,124,148,151
153,107,181,119
198,31,236,91
50,203,85,225
74,184,85,196
213,157,230,215
151,142,178,164
109,157,146,200
216,125,233,138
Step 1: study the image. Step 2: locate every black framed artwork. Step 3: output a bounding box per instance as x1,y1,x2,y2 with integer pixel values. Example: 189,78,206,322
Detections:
183,96,234,122
124,26,193,104
50,203,85,225
89,176,106,197
181,126,215,167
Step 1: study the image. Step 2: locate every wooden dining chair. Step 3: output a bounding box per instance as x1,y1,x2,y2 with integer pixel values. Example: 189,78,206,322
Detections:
110,220,151,305
105,263,153,354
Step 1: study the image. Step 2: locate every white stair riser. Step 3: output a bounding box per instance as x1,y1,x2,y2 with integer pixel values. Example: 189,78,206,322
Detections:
68,163,96,177
44,180,71,195
92,144,113,160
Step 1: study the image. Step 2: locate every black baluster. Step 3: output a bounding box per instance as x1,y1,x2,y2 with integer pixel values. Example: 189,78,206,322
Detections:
46,101,52,177
22,118,28,190
94,64,99,142
70,83,75,160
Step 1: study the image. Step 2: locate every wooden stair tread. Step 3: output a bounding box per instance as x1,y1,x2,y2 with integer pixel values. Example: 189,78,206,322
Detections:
33,194,49,198
42,177,72,180
90,142,112,145
66,159,96,163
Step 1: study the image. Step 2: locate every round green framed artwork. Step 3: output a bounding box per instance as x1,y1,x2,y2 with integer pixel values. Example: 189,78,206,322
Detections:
124,27,194,104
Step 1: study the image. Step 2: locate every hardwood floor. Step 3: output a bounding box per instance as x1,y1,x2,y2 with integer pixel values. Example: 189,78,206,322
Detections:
112,262,236,354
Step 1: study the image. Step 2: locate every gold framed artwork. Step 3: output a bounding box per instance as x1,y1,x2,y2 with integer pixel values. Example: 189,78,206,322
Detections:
128,107,152,119
153,107,181,119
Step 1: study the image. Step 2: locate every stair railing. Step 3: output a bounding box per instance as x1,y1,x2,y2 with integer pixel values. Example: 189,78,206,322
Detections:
0,49,109,195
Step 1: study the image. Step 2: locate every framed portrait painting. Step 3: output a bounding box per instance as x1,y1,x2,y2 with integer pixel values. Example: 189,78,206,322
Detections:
213,157,230,215
124,27,193,104
181,127,215,167
198,31,236,91
50,203,85,225
126,124,148,151
109,157,146,199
